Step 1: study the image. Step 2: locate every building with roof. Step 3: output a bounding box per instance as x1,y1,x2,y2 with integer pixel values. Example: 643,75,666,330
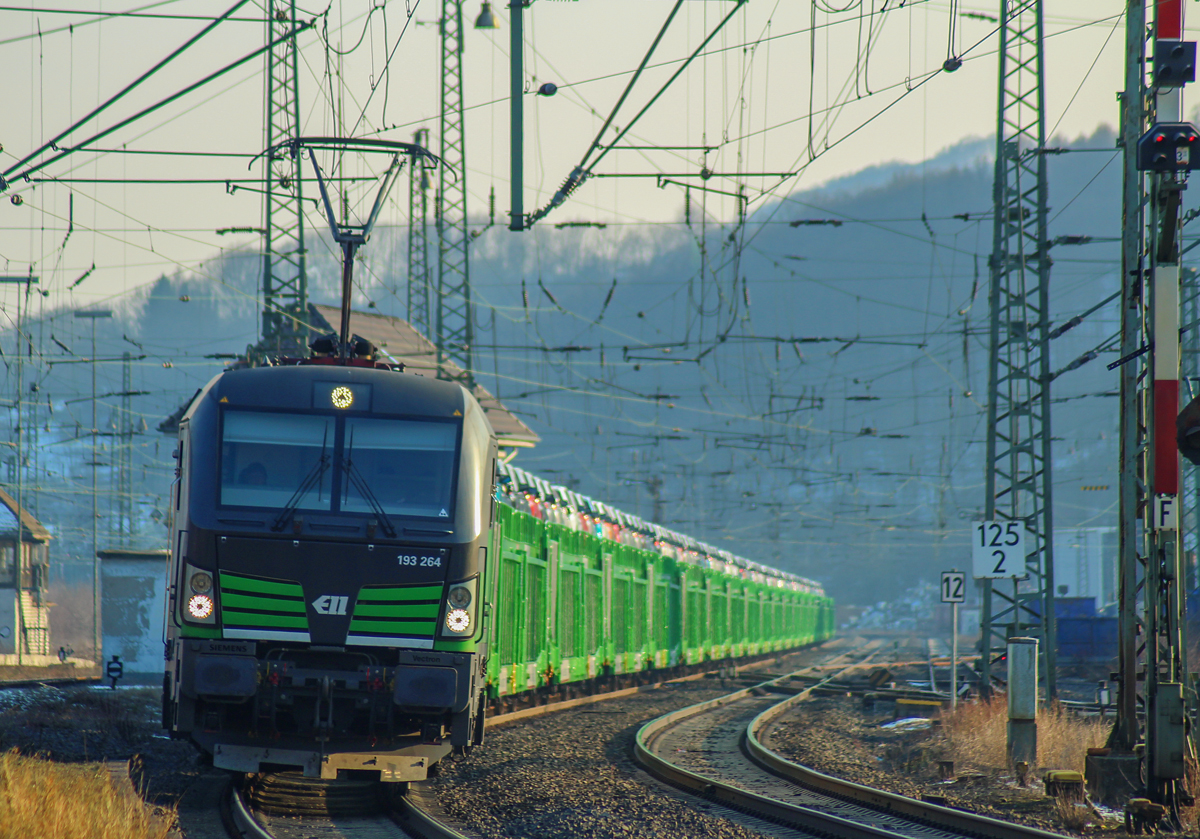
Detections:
0,486,53,662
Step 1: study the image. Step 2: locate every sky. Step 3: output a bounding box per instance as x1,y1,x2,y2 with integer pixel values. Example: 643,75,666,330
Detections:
0,0,1154,324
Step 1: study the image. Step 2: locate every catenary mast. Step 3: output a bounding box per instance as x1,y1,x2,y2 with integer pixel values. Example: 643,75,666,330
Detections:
979,0,1057,698
258,0,310,358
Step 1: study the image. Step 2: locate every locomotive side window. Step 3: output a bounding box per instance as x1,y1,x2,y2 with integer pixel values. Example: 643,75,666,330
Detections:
342,417,458,518
220,412,334,510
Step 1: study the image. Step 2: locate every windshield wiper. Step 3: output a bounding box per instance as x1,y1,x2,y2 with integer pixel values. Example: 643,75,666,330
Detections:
343,429,397,538
271,427,330,532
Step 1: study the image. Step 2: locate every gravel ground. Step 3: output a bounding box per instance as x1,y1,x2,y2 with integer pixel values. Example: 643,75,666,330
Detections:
764,696,1095,836
425,646,845,839
428,679,770,839
0,683,207,808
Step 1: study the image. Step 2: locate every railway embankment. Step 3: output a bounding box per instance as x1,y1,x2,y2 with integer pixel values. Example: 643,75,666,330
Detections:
764,686,1123,835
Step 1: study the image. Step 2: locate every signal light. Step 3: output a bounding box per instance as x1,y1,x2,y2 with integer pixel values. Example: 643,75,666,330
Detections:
1157,134,1167,143
331,386,354,409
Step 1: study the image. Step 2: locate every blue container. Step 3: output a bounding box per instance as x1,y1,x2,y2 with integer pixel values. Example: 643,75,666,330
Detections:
1057,616,1117,661
1055,597,1097,619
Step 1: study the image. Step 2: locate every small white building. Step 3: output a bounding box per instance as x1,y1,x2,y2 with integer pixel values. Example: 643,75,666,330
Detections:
0,487,52,663
100,548,168,680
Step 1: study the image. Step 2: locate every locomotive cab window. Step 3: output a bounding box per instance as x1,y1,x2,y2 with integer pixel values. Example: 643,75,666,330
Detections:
218,408,459,519
220,411,335,510
342,418,457,519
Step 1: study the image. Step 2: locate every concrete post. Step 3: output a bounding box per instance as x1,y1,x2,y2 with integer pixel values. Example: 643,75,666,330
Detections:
1007,636,1038,766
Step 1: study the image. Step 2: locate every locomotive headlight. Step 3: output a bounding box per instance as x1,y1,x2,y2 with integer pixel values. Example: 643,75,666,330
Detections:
440,577,478,637
181,563,217,624
188,594,214,619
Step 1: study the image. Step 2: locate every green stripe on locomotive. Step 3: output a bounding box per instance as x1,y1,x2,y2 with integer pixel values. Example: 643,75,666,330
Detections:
485,502,835,699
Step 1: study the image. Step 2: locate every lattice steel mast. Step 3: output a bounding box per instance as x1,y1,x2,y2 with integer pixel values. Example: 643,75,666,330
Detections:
437,0,473,386
259,0,309,358
408,127,433,337
978,0,1057,698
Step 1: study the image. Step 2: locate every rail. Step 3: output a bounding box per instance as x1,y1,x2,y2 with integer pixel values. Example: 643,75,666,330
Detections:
636,663,1072,839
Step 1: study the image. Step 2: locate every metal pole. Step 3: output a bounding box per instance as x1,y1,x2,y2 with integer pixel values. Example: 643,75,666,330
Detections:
1143,0,1189,811
14,281,22,667
1112,0,1146,754
90,319,97,661
338,242,354,359
951,601,959,712
75,308,112,664
408,127,432,335
90,319,96,660
509,0,524,231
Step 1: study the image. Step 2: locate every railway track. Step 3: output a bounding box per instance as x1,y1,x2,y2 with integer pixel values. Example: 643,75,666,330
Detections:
223,772,467,839
634,661,1070,839
210,637,990,839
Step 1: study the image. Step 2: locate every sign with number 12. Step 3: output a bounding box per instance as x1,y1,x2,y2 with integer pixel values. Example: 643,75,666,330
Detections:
940,571,966,603
971,521,1027,579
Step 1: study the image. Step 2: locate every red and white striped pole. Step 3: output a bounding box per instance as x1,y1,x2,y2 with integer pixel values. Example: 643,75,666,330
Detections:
1154,0,1183,513
1145,0,1190,806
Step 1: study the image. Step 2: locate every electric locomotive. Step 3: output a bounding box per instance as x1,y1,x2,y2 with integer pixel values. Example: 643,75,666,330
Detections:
162,345,495,782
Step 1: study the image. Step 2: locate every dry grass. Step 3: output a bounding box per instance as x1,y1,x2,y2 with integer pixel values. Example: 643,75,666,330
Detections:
0,750,173,839
1054,798,1100,831
1178,752,1200,834
940,699,1109,773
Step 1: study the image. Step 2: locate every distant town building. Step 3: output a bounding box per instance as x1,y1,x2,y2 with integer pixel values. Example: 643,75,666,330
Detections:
0,487,51,662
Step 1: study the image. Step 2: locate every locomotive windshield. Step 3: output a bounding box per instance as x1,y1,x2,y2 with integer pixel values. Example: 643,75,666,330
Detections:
220,412,333,509
342,417,457,518
219,409,458,518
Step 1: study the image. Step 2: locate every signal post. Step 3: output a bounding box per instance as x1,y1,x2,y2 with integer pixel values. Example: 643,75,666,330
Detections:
1105,0,1195,817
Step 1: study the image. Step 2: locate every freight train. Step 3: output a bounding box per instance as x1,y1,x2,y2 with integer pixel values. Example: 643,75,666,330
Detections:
161,341,834,783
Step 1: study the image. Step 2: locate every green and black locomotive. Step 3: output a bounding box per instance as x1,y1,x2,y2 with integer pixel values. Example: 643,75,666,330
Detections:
162,341,834,784
163,351,496,781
